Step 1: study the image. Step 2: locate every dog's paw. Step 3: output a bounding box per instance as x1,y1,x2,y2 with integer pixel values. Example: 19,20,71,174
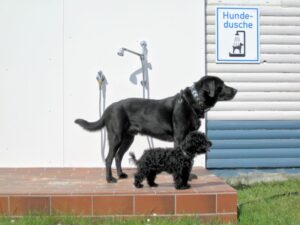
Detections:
118,173,128,179
149,183,159,187
185,184,191,189
175,184,191,190
134,183,144,188
106,177,118,183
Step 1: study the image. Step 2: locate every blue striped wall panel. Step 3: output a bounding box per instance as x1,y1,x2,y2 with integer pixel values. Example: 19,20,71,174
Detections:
211,139,300,149
208,148,300,159
207,120,300,130
206,120,300,169
208,130,300,140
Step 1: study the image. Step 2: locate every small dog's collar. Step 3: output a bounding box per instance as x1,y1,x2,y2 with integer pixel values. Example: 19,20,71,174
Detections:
189,84,201,104
181,148,196,159
180,147,189,158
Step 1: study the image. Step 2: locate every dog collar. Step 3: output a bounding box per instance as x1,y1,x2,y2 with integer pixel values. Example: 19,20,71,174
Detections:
189,85,212,114
180,89,206,118
189,84,201,104
180,147,189,158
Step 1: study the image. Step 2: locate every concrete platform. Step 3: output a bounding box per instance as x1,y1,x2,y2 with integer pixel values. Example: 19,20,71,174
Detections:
0,168,237,223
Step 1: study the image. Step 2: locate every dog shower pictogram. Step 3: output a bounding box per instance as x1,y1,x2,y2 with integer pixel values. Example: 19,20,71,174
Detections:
229,30,246,57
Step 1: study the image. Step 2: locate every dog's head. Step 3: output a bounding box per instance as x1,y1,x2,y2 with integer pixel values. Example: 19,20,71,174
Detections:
194,76,237,108
180,131,212,155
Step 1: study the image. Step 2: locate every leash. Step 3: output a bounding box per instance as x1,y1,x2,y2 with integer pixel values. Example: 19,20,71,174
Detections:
96,71,108,163
237,191,299,220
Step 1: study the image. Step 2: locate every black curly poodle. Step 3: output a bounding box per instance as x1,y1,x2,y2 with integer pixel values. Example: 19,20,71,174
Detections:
130,131,212,190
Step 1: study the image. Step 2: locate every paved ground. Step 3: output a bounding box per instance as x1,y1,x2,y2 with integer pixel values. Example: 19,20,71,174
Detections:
211,169,300,186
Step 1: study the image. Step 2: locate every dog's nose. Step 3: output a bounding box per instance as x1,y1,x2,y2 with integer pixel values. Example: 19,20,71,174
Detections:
232,88,238,96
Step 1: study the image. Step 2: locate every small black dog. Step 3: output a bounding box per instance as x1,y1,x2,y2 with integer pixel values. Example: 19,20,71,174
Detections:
130,131,212,190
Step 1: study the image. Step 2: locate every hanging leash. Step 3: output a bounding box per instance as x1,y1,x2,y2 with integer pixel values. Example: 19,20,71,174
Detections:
96,71,108,163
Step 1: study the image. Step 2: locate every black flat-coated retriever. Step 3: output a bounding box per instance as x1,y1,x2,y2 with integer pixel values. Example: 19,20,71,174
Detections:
75,76,237,183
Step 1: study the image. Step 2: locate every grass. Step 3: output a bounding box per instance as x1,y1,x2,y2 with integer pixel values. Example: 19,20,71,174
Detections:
0,179,299,225
237,179,300,225
0,216,212,225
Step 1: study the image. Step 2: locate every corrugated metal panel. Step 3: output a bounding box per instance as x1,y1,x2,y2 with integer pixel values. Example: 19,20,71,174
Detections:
207,16,300,26
208,121,300,129
209,130,300,139
208,35,300,45
207,73,300,82
207,45,300,54
207,64,300,73
208,54,300,63
207,6,300,16
213,102,300,111
212,139,300,149
205,0,300,169
208,0,300,7
208,112,300,120
207,25,300,35
232,92,300,101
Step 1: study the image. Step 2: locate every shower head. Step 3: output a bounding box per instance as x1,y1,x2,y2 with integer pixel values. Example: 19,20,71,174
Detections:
140,40,147,48
117,48,125,56
118,47,143,58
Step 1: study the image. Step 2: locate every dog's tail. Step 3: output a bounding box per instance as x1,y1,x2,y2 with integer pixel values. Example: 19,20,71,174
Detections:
129,152,138,165
74,116,105,132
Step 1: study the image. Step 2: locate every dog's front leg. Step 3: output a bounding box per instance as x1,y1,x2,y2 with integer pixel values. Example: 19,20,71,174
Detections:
188,159,198,180
182,167,192,187
134,173,145,188
173,174,183,189
173,172,190,190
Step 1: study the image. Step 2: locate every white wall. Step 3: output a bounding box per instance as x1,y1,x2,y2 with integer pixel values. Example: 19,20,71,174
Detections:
0,0,63,166
0,0,206,167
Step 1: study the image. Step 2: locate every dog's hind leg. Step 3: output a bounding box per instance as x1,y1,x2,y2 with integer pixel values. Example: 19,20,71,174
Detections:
105,133,122,183
115,134,134,179
147,171,158,187
173,172,190,190
134,173,145,188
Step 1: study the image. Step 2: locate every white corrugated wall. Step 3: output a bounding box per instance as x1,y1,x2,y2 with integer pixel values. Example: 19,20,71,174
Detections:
205,0,300,168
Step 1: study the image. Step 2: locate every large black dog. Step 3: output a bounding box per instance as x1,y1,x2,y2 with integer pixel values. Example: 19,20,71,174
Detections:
130,131,211,190
75,76,237,183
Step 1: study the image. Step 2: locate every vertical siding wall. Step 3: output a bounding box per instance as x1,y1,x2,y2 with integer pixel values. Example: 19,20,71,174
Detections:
206,0,300,168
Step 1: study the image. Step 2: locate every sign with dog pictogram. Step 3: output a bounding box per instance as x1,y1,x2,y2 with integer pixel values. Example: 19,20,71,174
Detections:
215,7,260,63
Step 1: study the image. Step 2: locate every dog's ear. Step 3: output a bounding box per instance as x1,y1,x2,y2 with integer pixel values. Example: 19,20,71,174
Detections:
203,80,216,98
